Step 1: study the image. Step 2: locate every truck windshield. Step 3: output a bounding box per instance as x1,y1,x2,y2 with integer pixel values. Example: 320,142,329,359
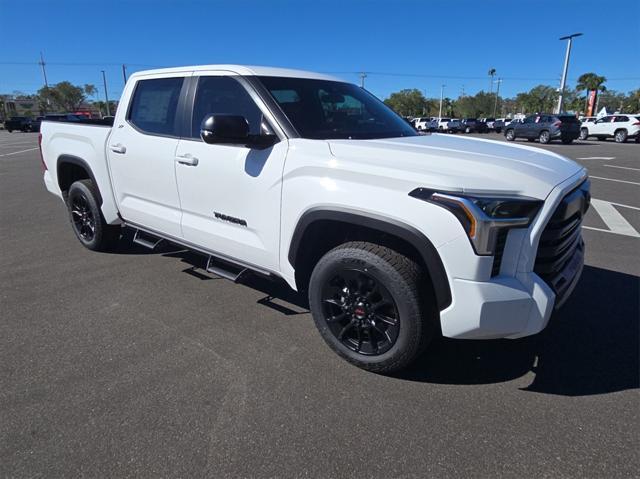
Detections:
257,76,417,140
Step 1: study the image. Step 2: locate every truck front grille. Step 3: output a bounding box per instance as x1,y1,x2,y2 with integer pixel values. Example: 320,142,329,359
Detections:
534,179,590,304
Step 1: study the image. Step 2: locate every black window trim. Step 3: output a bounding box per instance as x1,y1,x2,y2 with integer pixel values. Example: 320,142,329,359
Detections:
181,72,290,145
125,75,191,140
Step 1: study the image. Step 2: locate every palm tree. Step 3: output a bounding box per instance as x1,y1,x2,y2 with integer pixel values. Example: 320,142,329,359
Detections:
575,73,606,114
575,73,607,93
488,68,496,94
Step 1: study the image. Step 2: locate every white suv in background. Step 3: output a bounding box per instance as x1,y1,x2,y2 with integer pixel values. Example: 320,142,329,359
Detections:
413,117,430,131
436,118,451,131
579,114,640,142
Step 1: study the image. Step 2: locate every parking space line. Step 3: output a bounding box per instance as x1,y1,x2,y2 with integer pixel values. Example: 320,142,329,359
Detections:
0,148,38,157
604,165,640,172
589,176,640,186
576,156,615,160
585,199,640,238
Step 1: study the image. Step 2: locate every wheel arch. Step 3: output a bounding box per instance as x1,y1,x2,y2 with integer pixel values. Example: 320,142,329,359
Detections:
288,207,452,311
57,155,102,205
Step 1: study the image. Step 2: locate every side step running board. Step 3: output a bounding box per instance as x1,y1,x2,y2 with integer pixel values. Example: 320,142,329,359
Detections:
206,255,247,282
132,229,164,250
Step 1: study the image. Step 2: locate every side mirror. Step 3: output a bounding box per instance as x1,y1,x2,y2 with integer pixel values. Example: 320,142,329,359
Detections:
200,114,249,144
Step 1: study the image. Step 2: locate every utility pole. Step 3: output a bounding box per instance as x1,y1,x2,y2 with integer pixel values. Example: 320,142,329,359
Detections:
439,84,445,118
556,33,583,114
38,52,49,88
122,64,128,84
101,70,111,116
493,78,503,117
460,85,465,97
359,72,367,88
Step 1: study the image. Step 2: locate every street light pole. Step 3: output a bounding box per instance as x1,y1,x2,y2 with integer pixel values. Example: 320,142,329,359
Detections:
101,70,111,117
556,33,582,114
359,72,367,88
439,84,445,118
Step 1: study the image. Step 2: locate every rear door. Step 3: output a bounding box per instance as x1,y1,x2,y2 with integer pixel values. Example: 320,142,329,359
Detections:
518,115,536,137
173,72,288,271
107,72,191,237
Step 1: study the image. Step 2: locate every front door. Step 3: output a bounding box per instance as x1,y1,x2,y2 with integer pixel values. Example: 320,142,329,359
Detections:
174,73,288,272
107,73,190,237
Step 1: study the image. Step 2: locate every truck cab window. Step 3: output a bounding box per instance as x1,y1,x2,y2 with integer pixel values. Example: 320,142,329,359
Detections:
128,77,184,136
191,76,263,139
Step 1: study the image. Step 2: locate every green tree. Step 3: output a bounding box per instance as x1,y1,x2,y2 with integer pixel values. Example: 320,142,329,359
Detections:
455,91,497,117
38,81,86,112
84,84,98,98
488,68,496,93
625,89,640,112
515,85,557,113
575,73,607,93
383,89,431,117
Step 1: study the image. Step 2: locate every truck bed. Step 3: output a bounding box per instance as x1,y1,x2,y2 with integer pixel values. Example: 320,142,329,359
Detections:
40,120,121,224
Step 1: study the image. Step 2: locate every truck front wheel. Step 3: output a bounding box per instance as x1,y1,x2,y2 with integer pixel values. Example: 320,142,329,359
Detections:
308,241,435,373
67,179,120,251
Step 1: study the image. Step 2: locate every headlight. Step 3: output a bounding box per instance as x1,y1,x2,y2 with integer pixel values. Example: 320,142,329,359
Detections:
409,188,542,255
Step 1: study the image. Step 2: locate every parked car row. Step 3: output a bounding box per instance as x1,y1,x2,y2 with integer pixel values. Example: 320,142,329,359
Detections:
2,113,90,133
409,116,517,134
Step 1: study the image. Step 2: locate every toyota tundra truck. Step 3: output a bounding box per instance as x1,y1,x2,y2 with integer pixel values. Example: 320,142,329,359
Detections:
40,65,590,373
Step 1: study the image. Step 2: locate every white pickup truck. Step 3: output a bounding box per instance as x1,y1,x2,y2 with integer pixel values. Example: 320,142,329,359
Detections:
40,64,590,373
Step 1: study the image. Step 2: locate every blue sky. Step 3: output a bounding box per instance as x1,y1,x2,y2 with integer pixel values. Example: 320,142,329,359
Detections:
1,0,638,102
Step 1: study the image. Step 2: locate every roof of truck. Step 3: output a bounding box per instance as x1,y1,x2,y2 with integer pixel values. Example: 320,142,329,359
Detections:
130,65,344,82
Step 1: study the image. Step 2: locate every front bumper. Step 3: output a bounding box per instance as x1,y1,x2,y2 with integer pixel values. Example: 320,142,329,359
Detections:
436,170,589,340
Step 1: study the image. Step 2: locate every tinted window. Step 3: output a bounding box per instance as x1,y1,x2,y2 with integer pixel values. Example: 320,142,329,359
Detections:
614,116,629,122
128,77,184,136
191,76,263,138
523,116,536,124
558,115,579,123
259,76,416,140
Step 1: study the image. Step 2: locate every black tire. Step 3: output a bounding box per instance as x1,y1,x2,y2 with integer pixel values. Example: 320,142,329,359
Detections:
527,138,535,142
67,179,120,251
539,130,551,144
614,129,628,143
561,138,573,144
597,136,606,141
308,241,435,374
579,128,589,140
505,129,515,141
7,129,12,133
495,128,501,133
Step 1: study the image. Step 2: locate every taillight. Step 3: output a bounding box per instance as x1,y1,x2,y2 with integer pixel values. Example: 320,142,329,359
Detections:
632,121,640,126
38,133,47,171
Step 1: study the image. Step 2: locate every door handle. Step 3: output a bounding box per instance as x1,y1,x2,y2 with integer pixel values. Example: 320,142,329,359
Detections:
110,144,126,154
175,154,199,166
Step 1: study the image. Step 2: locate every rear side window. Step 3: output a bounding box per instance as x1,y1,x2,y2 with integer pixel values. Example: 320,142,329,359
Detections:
559,115,579,123
190,76,263,138
614,116,629,122
128,77,184,136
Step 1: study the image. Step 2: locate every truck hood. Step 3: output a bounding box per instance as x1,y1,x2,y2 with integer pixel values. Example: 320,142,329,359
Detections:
327,134,584,199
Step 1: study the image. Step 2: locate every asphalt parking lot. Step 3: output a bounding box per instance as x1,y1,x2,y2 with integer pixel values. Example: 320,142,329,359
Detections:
1,130,638,478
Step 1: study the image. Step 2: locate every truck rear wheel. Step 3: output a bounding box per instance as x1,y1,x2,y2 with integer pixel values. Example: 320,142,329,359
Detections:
67,179,120,251
308,241,435,374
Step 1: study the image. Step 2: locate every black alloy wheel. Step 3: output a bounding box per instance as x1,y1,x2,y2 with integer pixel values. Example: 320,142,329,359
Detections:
321,268,400,356
71,193,96,242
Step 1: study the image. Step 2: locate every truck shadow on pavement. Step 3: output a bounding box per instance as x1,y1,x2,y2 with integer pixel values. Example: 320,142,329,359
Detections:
153,242,638,397
397,265,639,396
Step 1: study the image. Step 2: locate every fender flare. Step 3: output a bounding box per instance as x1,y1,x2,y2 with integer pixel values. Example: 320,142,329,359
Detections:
288,207,452,311
56,154,103,205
